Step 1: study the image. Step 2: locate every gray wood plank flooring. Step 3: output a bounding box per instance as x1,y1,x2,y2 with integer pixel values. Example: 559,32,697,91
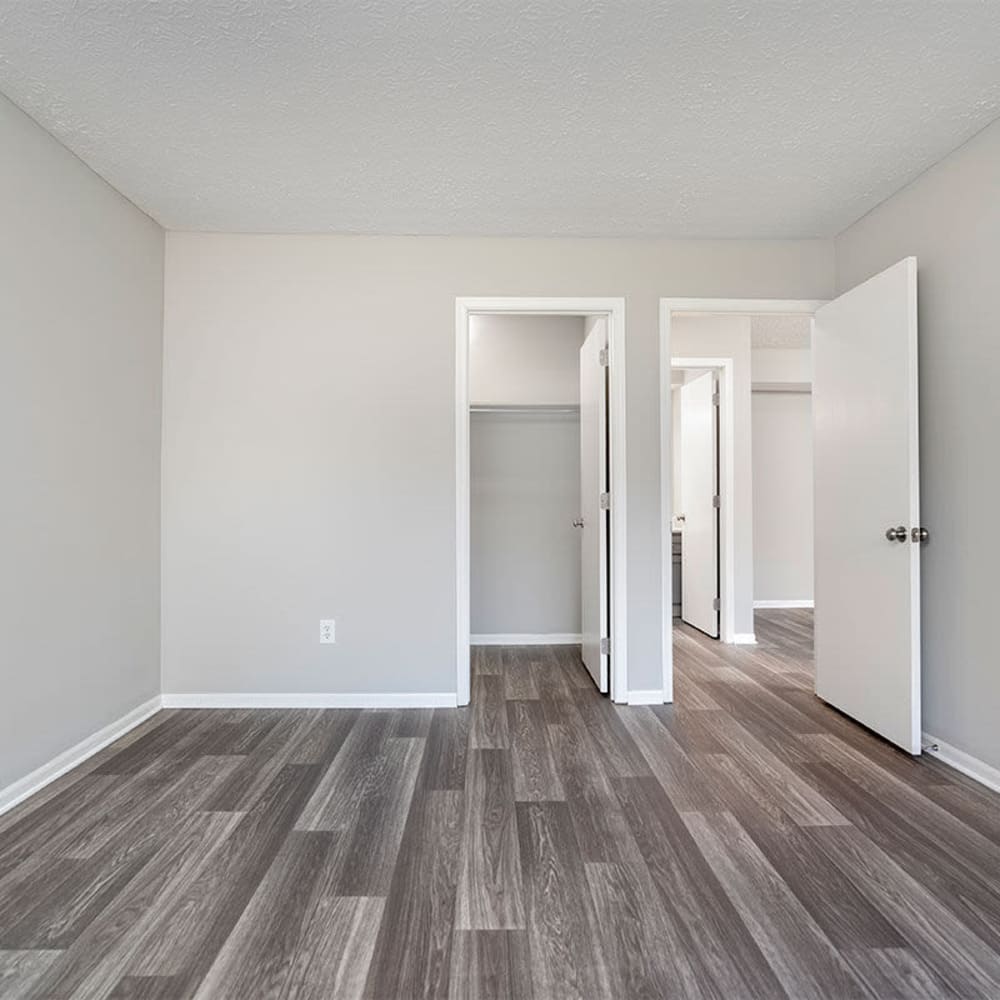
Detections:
2,611,1000,998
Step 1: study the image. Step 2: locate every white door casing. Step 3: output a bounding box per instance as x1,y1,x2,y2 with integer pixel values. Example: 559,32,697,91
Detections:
679,371,720,638
457,298,627,707
580,320,609,691
813,257,921,754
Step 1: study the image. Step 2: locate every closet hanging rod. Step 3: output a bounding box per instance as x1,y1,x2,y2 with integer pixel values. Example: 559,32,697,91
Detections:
470,403,581,414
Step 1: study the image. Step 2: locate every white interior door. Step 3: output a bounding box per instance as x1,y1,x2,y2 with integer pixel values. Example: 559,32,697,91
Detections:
679,371,719,637
580,321,608,691
813,257,921,754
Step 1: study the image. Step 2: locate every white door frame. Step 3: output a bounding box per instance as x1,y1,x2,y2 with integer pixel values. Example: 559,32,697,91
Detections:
659,298,826,702
456,297,628,706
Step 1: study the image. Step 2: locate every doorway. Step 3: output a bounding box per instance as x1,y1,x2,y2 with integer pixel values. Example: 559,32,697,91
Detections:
660,261,923,755
670,363,724,640
671,331,809,648
455,298,628,706
661,301,822,705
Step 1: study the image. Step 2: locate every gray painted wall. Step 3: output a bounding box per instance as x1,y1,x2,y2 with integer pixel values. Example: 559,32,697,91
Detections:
471,412,581,636
0,93,164,793
470,314,585,405
752,391,814,603
161,233,832,697
751,346,814,605
835,117,1000,772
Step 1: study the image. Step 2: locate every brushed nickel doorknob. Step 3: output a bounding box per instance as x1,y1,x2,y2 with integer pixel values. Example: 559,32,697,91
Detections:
885,526,908,542
911,527,929,543
573,518,584,528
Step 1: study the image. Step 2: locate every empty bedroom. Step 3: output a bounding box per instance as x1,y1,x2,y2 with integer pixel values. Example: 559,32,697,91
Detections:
2,2,1000,998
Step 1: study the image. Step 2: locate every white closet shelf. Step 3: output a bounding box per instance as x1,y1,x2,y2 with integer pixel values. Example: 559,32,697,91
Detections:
470,403,581,413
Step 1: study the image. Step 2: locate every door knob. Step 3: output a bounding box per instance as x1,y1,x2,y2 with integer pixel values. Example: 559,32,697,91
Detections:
885,526,908,542
911,527,929,543
573,518,584,528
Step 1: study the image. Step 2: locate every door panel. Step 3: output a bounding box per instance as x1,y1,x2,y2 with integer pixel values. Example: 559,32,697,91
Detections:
580,321,608,691
813,257,921,754
679,371,720,637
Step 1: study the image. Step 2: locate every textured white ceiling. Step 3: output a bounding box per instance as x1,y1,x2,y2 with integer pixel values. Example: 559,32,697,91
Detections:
750,314,811,349
1,1,999,235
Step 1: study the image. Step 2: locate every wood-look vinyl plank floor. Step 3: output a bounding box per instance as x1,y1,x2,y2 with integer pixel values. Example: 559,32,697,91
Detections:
456,749,525,932
0,950,61,1000
447,930,533,1000
364,789,463,999
515,800,610,1000
506,700,564,803
3,611,1000,998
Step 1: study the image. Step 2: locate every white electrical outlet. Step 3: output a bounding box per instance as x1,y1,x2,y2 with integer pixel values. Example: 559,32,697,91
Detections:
319,619,336,644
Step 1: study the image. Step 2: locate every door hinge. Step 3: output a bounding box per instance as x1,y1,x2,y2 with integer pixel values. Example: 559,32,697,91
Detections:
600,492,611,510
598,347,609,367
712,494,721,508
712,391,720,405
600,636,611,655
713,597,721,611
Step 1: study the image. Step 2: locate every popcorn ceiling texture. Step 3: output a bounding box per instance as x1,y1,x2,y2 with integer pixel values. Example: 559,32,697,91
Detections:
750,314,811,349
0,0,998,236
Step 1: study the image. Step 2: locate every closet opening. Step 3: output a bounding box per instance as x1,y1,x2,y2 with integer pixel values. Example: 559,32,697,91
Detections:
455,298,628,706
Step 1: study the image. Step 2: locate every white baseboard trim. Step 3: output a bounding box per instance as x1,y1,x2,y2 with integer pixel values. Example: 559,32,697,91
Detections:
754,600,814,609
628,689,666,705
922,732,1000,794
470,633,581,646
161,692,459,709
0,695,162,817
732,633,758,645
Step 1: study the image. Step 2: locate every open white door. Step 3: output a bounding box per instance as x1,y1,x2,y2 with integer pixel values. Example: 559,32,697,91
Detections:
679,371,720,637
813,257,921,754
580,320,609,692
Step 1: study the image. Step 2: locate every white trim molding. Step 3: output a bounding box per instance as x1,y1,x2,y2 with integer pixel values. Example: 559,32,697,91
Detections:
161,692,459,709
627,690,666,706
922,733,1000,794
471,633,581,646
659,298,827,711
732,634,758,645
754,600,815,609
457,297,628,706
0,696,162,817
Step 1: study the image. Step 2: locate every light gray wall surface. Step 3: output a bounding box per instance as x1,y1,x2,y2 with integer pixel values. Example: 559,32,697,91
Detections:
751,347,813,383
0,94,164,793
470,314,585,405
161,233,831,696
835,117,1000,771
752,346,814,605
752,391,814,603
672,314,756,637
471,412,581,636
